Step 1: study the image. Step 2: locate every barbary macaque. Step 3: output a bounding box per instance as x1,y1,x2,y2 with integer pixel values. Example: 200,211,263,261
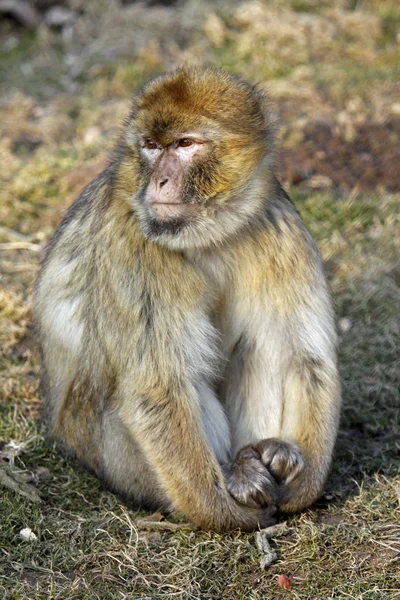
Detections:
35,68,341,532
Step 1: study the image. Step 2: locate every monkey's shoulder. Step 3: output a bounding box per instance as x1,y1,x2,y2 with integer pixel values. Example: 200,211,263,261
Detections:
261,181,312,240
247,199,320,271
41,164,117,262
226,191,326,307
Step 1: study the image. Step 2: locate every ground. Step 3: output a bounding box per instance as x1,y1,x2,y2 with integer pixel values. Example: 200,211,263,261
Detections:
0,1,399,598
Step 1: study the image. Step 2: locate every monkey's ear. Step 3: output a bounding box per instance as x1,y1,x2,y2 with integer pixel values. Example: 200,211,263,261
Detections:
128,95,139,121
122,101,140,148
124,126,138,148
252,83,279,146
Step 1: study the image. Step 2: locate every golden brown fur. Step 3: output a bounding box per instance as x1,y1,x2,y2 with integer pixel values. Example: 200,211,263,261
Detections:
35,68,341,531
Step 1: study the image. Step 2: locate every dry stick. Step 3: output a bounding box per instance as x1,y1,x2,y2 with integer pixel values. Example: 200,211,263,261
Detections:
0,463,41,503
261,522,291,538
135,519,191,532
0,261,38,272
0,226,37,242
0,242,42,252
255,530,278,568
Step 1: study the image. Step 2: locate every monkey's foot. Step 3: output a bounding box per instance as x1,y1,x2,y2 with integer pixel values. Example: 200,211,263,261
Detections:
226,439,304,509
225,446,279,509
252,438,304,485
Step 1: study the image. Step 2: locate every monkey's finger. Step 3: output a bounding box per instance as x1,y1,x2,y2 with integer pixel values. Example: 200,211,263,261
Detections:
226,456,279,508
257,439,305,484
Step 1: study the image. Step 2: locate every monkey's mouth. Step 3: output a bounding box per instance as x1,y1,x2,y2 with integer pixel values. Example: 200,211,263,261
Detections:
149,202,193,221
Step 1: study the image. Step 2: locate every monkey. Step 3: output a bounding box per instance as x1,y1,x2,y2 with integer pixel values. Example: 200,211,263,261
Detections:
34,68,341,532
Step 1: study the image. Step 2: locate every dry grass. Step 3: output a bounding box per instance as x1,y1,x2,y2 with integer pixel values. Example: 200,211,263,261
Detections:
0,1,399,598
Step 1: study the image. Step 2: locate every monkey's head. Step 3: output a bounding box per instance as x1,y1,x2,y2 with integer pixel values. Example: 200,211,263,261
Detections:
121,68,275,250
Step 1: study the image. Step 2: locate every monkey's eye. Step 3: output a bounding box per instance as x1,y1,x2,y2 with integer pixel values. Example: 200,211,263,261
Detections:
178,138,194,147
143,139,158,150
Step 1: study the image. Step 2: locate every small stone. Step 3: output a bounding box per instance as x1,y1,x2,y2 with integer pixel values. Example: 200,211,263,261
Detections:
19,527,37,542
45,6,74,28
338,317,351,333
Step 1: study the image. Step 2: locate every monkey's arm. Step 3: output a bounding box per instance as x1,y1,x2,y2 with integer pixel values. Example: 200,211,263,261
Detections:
118,377,277,531
278,312,341,512
225,301,340,512
222,210,341,512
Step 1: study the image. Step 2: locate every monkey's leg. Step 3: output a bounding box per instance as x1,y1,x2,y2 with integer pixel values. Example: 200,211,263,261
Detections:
116,379,277,531
277,353,340,511
99,410,173,511
224,321,340,512
100,382,232,511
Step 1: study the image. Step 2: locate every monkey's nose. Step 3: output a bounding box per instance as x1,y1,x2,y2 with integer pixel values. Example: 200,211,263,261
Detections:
159,178,169,189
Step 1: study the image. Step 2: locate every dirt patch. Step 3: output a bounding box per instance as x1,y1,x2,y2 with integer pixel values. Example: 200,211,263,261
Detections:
280,117,400,192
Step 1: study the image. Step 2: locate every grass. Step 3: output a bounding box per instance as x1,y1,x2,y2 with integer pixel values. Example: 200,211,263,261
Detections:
0,1,399,598
1,188,399,599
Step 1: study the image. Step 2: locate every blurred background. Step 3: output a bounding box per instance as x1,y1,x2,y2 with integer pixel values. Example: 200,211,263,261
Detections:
0,2,399,598
1,0,399,227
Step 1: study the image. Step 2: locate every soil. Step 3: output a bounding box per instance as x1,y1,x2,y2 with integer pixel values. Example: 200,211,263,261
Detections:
279,117,400,192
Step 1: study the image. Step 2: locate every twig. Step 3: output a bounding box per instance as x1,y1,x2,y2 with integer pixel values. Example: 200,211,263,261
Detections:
135,519,191,532
0,261,38,272
260,522,291,538
0,462,41,503
0,242,42,252
256,530,278,568
0,226,36,242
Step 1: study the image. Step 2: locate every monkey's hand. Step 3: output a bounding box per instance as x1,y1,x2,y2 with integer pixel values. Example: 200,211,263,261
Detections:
225,446,279,509
226,439,304,508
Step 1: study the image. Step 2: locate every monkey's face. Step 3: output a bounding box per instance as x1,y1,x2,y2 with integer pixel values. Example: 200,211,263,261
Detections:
123,68,275,250
139,134,211,222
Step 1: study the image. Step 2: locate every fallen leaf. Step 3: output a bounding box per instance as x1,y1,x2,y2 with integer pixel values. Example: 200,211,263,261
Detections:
277,574,293,590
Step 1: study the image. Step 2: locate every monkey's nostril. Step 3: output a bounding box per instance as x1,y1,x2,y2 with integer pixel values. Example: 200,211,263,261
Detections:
159,178,169,188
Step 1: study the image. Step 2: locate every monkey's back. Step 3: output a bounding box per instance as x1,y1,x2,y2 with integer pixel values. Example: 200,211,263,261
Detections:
34,168,219,491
